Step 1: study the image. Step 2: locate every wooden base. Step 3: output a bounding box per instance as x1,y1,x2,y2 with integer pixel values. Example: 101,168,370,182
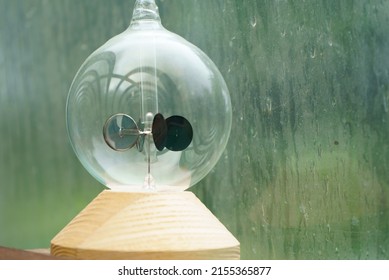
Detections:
0,247,62,260
51,190,240,259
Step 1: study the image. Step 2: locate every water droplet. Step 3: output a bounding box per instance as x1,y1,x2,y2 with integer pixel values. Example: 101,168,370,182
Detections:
383,89,388,113
264,97,272,114
328,40,333,47
250,16,257,28
310,47,316,58
351,216,360,226
229,36,236,48
281,30,286,37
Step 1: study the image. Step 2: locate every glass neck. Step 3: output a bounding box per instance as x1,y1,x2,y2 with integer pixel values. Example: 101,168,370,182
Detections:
130,0,162,29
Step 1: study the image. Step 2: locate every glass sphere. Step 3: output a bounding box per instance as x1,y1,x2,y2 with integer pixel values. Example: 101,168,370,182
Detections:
66,0,232,192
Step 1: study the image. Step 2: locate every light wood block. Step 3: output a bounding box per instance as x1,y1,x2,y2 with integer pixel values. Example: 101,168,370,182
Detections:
51,190,240,259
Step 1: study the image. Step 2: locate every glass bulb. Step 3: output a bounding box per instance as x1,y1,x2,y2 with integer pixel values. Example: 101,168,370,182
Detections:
66,0,232,192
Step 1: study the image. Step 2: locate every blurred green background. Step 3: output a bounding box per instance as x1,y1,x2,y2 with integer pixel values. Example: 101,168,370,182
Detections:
1,0,388,259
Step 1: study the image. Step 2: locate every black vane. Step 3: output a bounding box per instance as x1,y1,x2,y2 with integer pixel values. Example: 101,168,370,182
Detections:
152,113,168,151
104,113,193,152
164,115,193,151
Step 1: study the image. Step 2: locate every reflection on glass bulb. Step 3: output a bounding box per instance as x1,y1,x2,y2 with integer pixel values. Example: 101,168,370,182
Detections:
66,0,232,192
